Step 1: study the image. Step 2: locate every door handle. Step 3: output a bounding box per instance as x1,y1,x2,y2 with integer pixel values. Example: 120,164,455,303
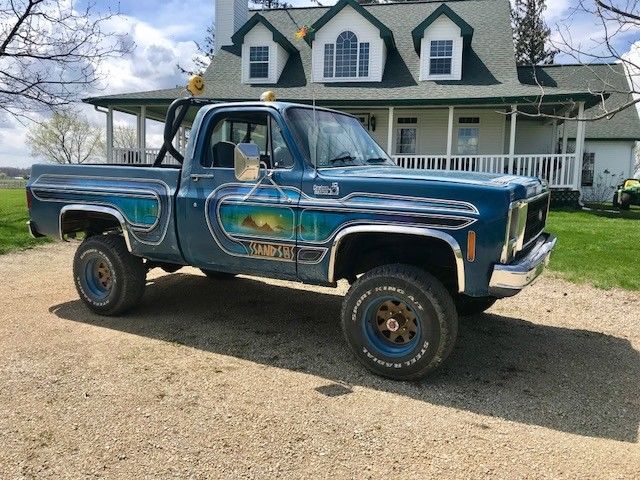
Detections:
190,174,215,182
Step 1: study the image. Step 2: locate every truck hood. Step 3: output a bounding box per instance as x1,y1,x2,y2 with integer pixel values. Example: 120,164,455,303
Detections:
324,166,545,198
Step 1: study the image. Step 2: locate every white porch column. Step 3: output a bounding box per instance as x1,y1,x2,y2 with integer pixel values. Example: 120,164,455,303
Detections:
106,107,113,163
180,127,187,153
573,101,586,190
446,106,454,170
508,104,517,174
386,107,394,155
139,106,146,153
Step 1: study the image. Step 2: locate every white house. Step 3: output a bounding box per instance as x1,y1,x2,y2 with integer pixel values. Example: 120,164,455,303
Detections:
84,0,640,204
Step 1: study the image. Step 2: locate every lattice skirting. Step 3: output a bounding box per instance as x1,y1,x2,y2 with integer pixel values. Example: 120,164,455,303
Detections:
550,189,581,209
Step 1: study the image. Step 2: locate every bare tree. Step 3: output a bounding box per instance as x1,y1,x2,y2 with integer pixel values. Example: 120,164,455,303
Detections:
113,124,137,149
520,1,640,121
0,0,130,120
178,23,215,76
26,107,103,164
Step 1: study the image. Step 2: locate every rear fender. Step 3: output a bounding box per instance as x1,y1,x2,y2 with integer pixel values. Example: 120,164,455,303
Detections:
59,204,132,252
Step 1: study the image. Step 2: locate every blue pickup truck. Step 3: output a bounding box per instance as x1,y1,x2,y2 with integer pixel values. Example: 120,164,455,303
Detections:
27,99,555,380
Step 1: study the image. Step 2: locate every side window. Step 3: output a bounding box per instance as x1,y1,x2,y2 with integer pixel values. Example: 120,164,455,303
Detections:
204,111,294,169
270,117,294,169
204,112,268,168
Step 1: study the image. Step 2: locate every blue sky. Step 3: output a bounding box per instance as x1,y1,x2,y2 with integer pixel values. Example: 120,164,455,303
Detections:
1,0,638,168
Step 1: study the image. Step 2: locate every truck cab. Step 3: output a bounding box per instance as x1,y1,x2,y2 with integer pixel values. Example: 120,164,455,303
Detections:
27,99,556,381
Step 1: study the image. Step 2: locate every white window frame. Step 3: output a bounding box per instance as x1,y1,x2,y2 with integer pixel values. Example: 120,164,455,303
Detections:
420,35,463,81
395,117,418,155
249,45,270,80
428,39,454,77
322,31,370,81
457,126,480,155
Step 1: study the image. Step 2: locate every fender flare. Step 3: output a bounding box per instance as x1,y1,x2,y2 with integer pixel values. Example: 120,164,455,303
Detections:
327,225,465,292
59,204,133,252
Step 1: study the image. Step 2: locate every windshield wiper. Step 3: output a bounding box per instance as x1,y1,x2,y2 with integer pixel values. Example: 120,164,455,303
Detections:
328,154,356,164
365,157,389,164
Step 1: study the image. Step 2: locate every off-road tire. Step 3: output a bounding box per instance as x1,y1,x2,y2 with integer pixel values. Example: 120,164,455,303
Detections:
200,269,237,280
73,234,146,316
341,264,458,381
620,192,632,210
455,295,497,317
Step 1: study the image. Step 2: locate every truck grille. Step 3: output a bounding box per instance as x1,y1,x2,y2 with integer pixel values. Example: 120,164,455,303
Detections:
524,193,550,246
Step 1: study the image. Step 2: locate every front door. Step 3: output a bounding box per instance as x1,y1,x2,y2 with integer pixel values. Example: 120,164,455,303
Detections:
179,106,302,278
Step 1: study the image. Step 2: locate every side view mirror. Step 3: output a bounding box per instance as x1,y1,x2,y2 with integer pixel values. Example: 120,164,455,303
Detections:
234,143,261,182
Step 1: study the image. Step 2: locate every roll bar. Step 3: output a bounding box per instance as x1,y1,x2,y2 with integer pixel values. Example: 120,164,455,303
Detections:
153,97,220,167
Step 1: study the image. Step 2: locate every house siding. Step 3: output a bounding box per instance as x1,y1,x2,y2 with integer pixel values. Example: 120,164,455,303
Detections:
507,119,555,155
312,5,385,83
581,140,636,200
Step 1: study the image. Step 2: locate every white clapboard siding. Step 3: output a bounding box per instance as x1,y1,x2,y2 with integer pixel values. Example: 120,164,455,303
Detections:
241,23,289,84
215,0,248,50
419,15,463,81
312,5,386,83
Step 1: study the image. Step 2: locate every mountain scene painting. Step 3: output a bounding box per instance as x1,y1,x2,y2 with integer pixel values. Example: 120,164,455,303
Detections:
219,203,295,240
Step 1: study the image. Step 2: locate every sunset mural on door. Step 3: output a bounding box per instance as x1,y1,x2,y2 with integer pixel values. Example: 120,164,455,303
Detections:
219,203,296,241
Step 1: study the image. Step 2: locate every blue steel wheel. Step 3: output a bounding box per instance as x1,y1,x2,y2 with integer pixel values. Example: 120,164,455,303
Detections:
82,257,113,300
73,234,146,316
341,264,458,381
363,297,421,358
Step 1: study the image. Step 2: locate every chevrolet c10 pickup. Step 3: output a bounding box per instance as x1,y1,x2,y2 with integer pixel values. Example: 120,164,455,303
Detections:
26,98,556,381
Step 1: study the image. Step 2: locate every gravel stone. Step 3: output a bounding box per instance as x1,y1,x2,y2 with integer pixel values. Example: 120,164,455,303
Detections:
0,242,638,479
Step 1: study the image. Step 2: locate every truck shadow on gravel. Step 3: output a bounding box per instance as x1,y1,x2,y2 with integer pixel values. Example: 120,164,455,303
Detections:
50,272,640,443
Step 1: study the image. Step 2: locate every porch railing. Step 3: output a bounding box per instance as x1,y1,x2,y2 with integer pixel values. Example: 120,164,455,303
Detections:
108,148,578,190
393,153,578,189
111,147,182,166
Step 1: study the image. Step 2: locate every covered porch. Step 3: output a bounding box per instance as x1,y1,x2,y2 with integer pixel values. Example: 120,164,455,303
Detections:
94,97,588,192
342,101,588,191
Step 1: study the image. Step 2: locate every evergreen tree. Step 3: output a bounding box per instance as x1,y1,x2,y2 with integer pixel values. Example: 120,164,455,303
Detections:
511,0,556,65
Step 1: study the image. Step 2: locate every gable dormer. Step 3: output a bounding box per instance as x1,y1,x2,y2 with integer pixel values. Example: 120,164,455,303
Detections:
307,0,395,83
231,14,297,84
411,4,473,82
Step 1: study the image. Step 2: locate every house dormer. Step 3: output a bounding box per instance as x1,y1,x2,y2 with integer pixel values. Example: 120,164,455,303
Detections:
411,4,473,82
307,0,395,83
231,14,297,84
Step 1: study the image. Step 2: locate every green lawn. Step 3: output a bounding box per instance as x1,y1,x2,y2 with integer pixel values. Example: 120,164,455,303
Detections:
546,207,640,291
0,189,51,255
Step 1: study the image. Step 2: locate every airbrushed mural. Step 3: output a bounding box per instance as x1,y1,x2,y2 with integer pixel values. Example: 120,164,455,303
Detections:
30,174,171,244
206,183,478,264
219,203,296,241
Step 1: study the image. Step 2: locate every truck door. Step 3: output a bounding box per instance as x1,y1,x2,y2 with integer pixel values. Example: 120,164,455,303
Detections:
178,106,302,278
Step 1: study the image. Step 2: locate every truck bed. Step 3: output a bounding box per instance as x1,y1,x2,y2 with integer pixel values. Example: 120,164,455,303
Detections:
27,163,183,264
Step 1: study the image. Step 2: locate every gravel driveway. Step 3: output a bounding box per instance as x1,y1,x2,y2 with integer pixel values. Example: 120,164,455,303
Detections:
1,243,639,479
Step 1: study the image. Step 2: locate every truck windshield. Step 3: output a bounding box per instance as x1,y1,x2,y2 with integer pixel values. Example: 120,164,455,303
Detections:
286,107,396,168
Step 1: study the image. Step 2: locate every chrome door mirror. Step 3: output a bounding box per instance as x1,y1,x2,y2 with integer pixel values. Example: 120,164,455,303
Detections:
234,143,261,182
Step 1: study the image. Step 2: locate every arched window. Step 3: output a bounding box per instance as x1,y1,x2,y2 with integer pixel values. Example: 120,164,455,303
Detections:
335,31,358,77
323,31,370,79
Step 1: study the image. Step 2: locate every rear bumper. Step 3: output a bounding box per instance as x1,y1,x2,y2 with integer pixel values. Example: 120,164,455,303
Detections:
489,233,557,298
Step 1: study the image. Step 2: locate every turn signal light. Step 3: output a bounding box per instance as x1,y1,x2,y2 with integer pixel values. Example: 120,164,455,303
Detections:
467,231,477,262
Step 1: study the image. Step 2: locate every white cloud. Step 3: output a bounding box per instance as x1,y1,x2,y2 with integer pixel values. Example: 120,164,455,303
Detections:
0,13,199,168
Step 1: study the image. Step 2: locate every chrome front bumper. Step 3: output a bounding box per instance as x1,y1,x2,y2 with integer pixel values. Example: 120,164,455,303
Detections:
489,234,557,298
